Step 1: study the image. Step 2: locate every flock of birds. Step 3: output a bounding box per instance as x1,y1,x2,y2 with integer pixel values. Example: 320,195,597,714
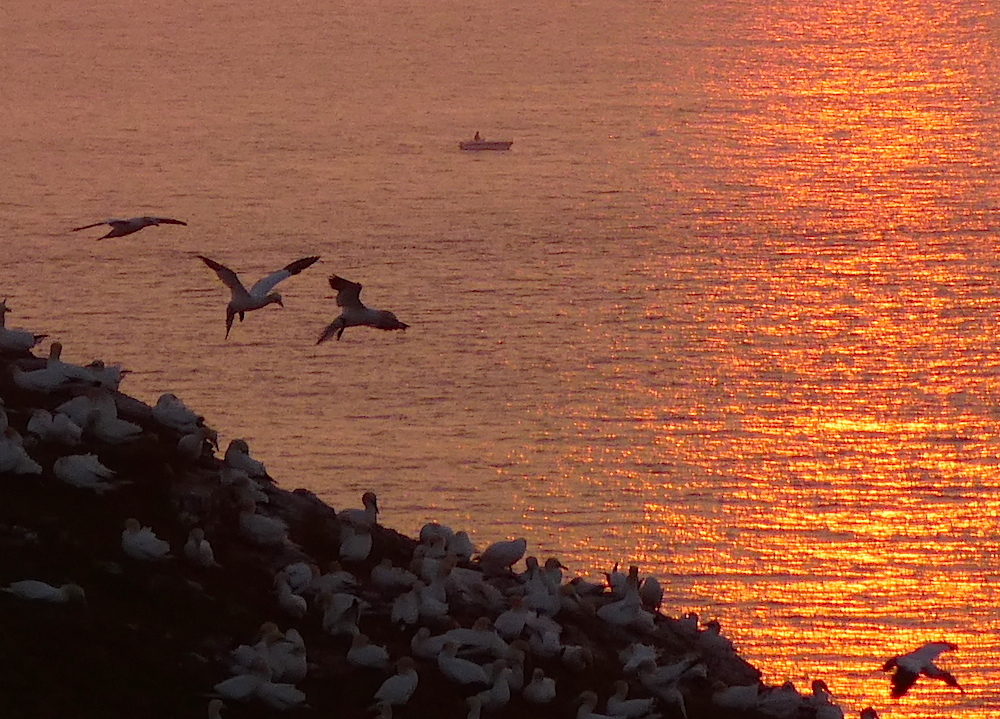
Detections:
0,216,970,718
72,215,409,343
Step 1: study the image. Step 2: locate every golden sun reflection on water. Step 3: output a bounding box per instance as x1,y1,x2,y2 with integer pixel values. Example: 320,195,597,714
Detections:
610,1,1000,717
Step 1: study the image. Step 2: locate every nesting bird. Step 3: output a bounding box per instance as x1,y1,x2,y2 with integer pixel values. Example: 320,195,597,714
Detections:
121,518,172,561
478,537,527,576
2,580,86,604
0,300,47,353
53,453,118,493
184,528,221,568
373,657,418,706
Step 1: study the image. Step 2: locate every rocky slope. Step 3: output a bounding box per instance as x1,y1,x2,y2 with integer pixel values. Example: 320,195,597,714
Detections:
0,335,834,719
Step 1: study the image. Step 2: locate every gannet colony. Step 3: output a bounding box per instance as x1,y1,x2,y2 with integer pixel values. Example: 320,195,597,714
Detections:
0,301,860,719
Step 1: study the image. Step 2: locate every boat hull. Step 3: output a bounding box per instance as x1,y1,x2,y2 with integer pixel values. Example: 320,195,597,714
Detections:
459,140,513,151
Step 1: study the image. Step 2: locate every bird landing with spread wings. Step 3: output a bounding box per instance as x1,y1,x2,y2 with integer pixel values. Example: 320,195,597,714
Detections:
881,641,963,698
198,254,321,338
72,216,187,240
317,275,409,343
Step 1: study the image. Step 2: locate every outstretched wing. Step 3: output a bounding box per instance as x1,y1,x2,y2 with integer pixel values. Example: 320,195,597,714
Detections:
911,641,957,665
147,217,187,226
72,220,116,232
889,668,919,698
198,255,249,301
250,256,321,298
329,275,363,307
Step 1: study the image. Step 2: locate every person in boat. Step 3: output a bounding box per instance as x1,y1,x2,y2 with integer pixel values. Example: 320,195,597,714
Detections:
474,132,481,141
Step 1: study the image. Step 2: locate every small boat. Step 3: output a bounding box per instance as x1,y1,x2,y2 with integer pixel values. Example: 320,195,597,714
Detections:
459,134,513,152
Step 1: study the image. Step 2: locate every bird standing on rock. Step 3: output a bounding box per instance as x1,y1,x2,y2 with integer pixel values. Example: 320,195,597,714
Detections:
0,299,47,353
478,537,527,576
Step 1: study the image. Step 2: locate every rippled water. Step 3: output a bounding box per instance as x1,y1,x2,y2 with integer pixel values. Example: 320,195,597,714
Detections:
4,0,999,716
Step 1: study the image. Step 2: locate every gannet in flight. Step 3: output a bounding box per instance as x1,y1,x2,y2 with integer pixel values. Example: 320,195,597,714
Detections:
198,255,320,338
881,641,963,697
317,275,408,343
72,216,187,239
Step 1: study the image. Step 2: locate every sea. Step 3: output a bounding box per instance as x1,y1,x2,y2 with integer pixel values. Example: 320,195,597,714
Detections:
3,0,999,716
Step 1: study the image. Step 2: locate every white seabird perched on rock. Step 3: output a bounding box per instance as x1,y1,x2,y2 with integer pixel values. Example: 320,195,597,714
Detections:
475,660,513,711
339,524,373,562
577,690,616,719
437,641,489,686
338,490,379,527
207,698,225,719
237,497,291,548
1,580,86,604
265,627,307,683
86,391,142,444
275,575,307,618
881,641,963,697
442,617,509,658
311,561,357,594
419,522,454,545
152,393,202,434
121,518,172,561
225,439,268,480
371,558,418,593
755,681,804,718
0,300,47,353
621,643,658,674
639,575,663,612
410,627,448,660
711,681,759,710
373,657,418,706
447,530,476,560
184,528,221,568
316,275,409,343
320,591,361,636
597,586,655,631
0,427,43,475
213,655,306,709
478,537,527,576
84,359,129,390
177,424,218,461
522,667,557,704
809,679,844,719
27,408,83,446
53,453,118,492
12,361,90,395
72,216,187,240
214,656,270,701
198,254,320,339
494,596,533,640
347,633,391,670
606,679,657,718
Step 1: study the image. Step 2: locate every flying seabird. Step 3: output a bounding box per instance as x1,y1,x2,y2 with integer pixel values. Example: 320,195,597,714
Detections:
316,275,408,343
72,216,187,239
881,641,963,697
198,255,321,338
